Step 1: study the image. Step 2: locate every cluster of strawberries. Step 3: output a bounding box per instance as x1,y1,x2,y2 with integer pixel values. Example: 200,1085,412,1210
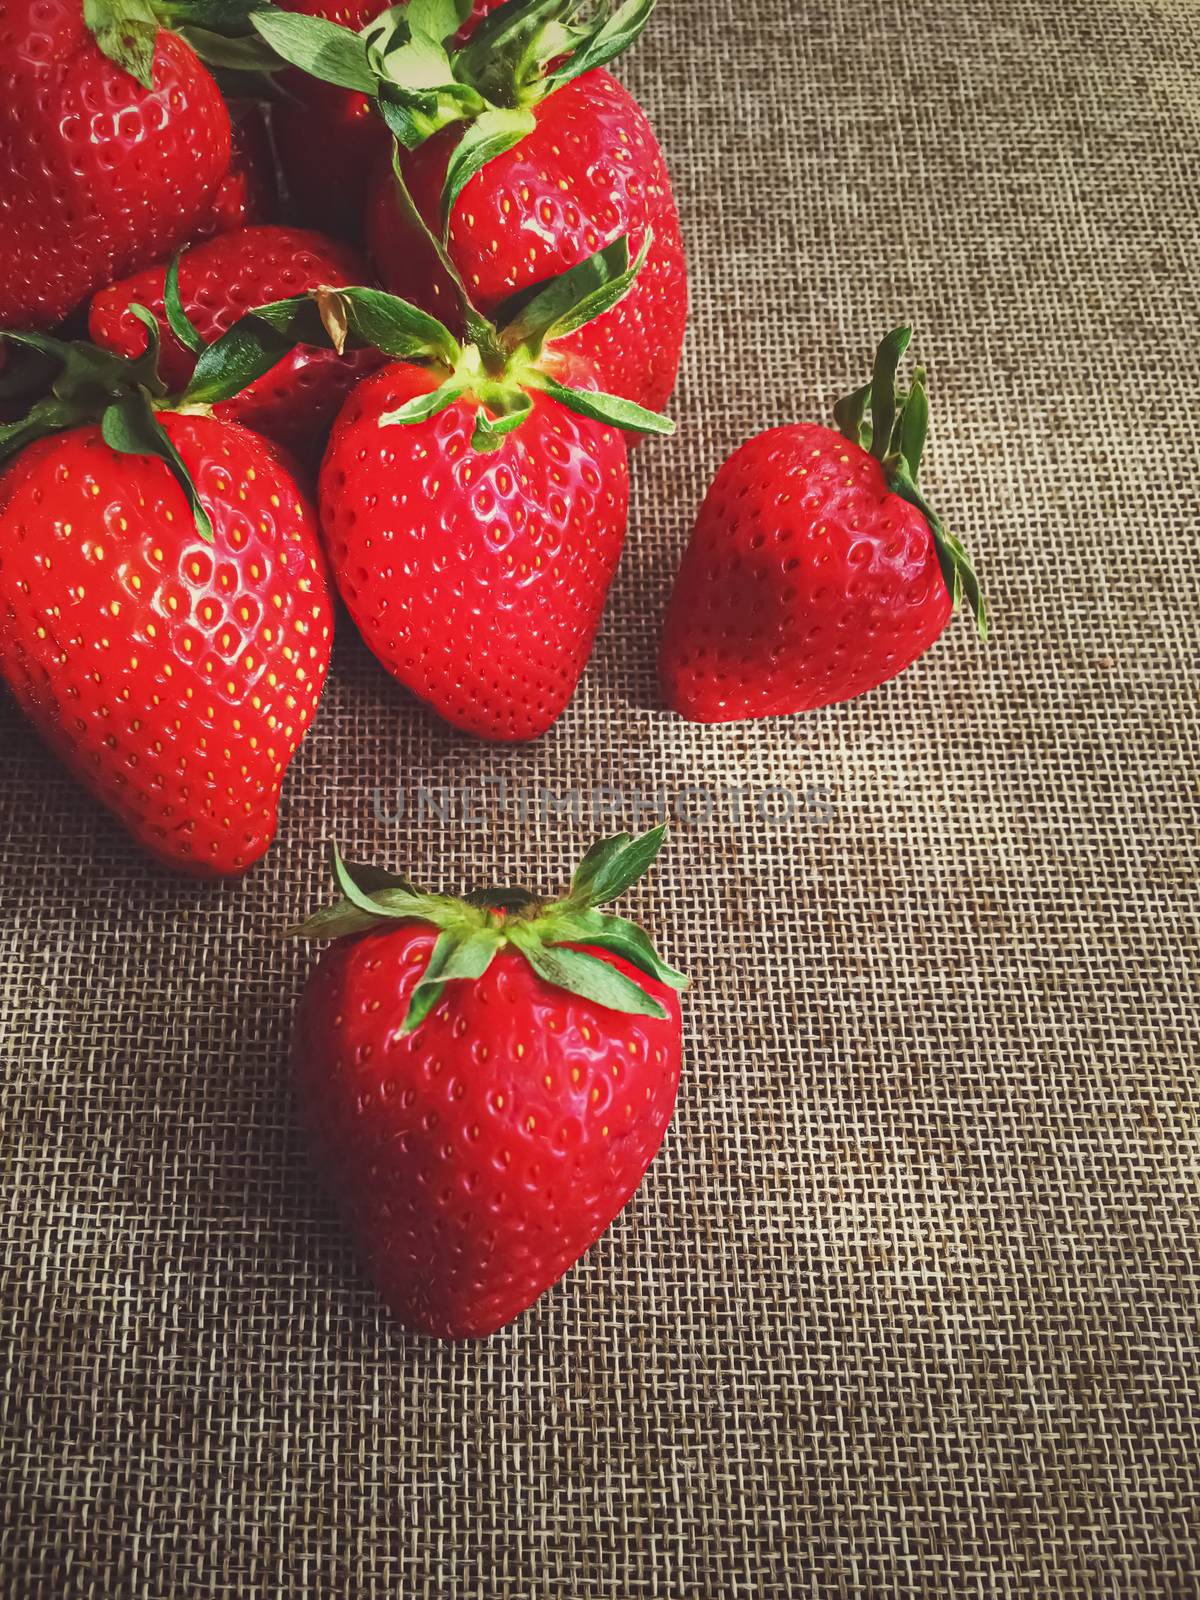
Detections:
0,0,987,1339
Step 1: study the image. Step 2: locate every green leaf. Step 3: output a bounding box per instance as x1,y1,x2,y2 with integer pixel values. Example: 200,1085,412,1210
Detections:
84,0,160,89
367,19,457,89
250,8,379,91
386,145,507,368
176,23,284,71
123,304,170,394
337,858,423,896
497,233,651,354
338,285,459,363
330,843,442,922
470,390,532,450
547,0,655,91
833,380,872,451
531,373,674,436
379,382,465,427
180,315,293,407
869,325,911,465
404,0,471,40
100,391,213,542
162,257,206,357
376,88,439,149
886,456,988,642
440,105,536,237
157,0,271,31
236,285,460,365
508,925,669,1019
544,231,650,343
286,855,433,940
402,929,455,1031
400,924,501,1030
2,327,165,407
0,397,88,468
900,370,929,481
574,824,667,904
544,907,687,990
570,833,631,899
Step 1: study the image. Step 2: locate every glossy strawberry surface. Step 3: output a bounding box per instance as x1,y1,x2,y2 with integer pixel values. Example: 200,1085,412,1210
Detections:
0,0,231,329
293,927,683,1339
0,415,332,874
318,360,631,740
88,227,383,459
368,70,688,415
659,422,954,721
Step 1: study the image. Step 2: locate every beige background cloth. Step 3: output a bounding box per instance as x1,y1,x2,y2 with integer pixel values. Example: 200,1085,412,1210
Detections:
3,0,1199,1593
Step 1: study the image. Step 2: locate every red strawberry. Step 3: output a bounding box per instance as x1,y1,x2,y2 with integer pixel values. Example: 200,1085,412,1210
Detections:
0,330,333,874
255,0,687,415
0,0,232,329
321,358,628,739
191,105,279,243
299,247,671,739
88,226,382,458
290,827,686,1340
659,329,987,721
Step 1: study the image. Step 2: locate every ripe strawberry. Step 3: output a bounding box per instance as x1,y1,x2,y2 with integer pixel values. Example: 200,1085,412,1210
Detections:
256,0,688,414
290,826,687,1340
88,226,382,458
0,328,333,874
0,0,232,329
290,243,672,738
659,328,988,721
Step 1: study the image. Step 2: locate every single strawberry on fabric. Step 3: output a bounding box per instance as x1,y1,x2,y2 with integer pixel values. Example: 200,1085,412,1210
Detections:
0,322,334,874
0,0,234,329
88,227,383,458
290,826,687,1340
255,0,688,415
658,328,988,722
265,236,674,738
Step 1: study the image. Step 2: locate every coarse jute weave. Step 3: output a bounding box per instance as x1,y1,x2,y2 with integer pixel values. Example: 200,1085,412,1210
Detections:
3,0,1199,1594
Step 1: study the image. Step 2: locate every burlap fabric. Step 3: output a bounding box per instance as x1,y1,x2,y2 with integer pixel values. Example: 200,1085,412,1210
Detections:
3,0,1198,1593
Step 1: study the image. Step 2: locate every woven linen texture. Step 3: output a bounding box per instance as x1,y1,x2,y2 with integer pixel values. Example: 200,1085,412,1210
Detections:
3,0,1199,1594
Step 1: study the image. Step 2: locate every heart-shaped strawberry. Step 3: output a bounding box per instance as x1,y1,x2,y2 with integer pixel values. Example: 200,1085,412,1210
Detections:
215,230,674,738
290,827,687,1339
659,327,988,721
0,319,336,873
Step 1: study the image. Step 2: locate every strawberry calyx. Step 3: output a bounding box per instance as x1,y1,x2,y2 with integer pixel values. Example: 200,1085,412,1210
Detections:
211,226,675,449
289,825,688,1032
0,289,302,541
251,0,653,227
834,326,988,640
84,0,275,90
